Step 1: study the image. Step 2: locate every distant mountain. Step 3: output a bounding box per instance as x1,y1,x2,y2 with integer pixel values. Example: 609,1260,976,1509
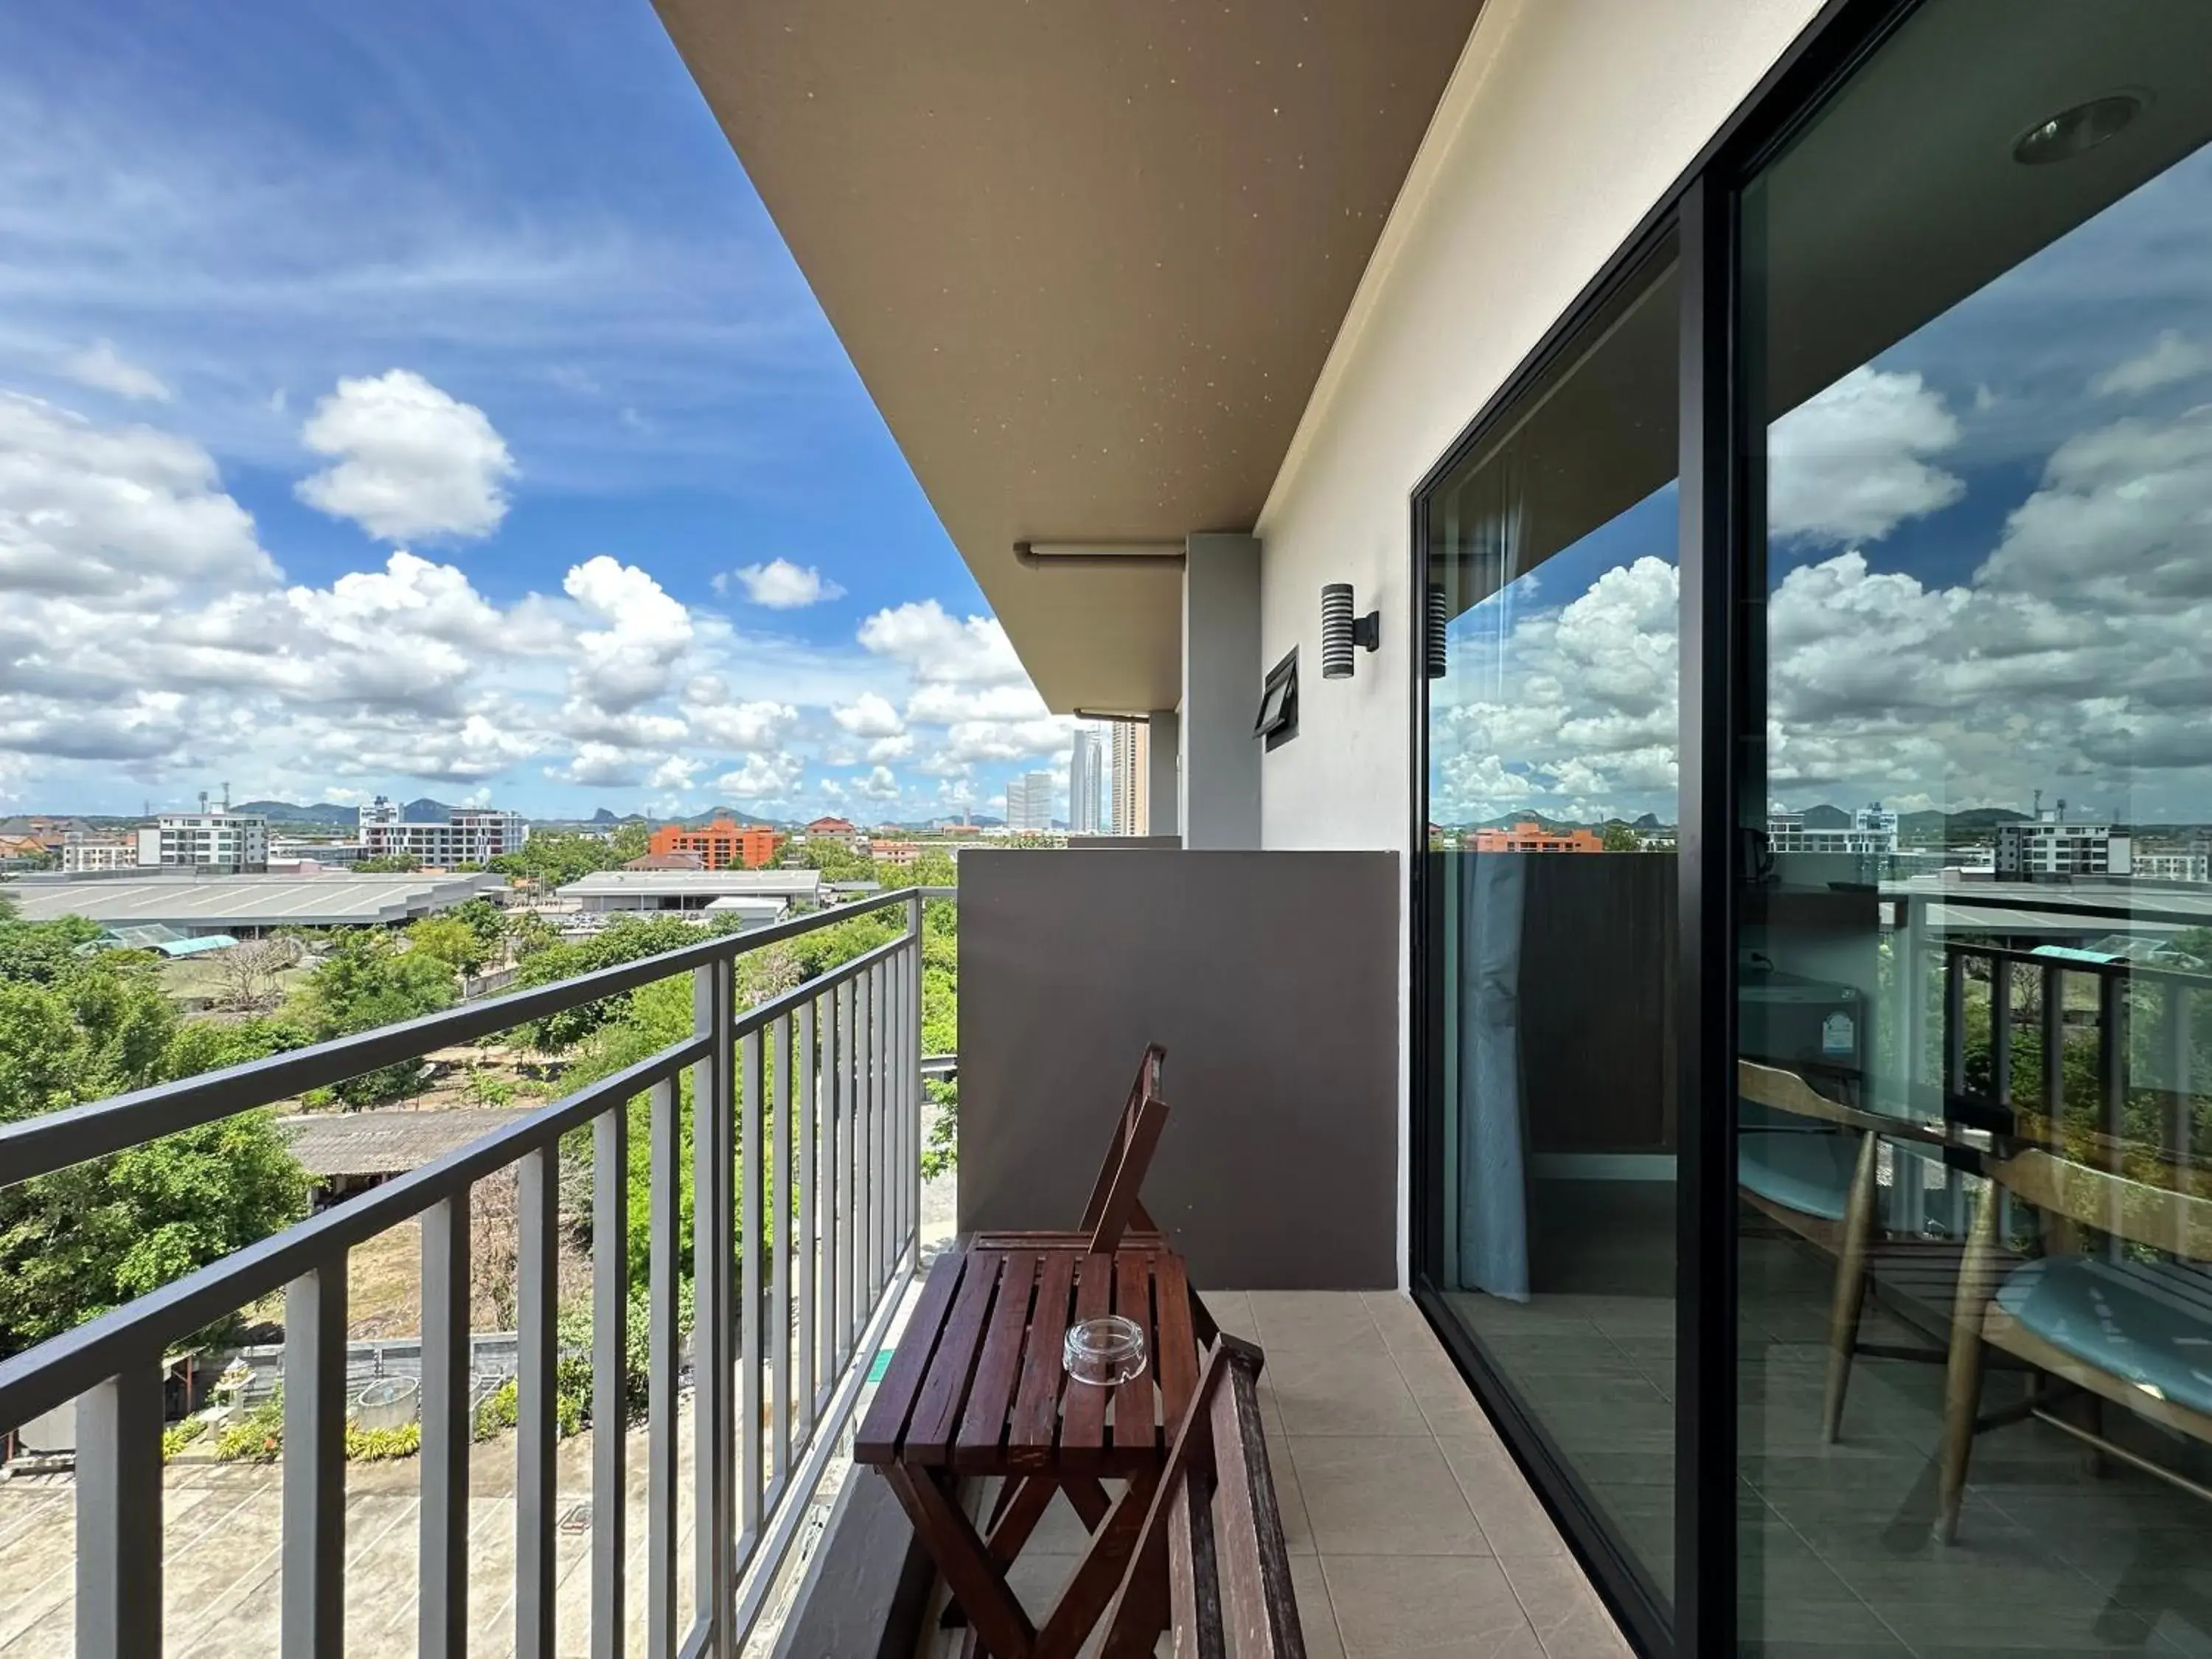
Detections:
235,799,361,824
401,797,453,823
1899,806,2028,840
1800,803,1852,829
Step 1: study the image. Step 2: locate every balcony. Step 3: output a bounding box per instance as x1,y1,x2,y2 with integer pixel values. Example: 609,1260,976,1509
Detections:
0,859,1624,1658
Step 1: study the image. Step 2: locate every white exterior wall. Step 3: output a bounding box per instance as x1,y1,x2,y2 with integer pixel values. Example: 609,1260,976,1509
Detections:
1248,0,1825,1281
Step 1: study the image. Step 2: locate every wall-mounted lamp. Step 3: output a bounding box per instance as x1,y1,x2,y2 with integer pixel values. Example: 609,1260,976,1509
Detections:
1321,583,1380,678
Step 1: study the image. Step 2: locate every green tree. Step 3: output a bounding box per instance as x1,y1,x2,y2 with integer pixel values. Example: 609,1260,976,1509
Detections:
793,838,874,880
608,822,650,863
0,920,310,1354
490,831,624,887
296,930,456,1104
407,914,489,981
1599,822,1641,852
514,914,742,1049
354,854,424,874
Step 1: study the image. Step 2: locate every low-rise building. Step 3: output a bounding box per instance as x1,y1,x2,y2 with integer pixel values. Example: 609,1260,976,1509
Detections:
139,811,268,873
802,815,859,846
557,868,824,916
869,839,922,868
358,797,528,866
647,819,782,869
1767,803,1901,858
60,838,138,873
1468,821,1603,854
1995,813,2133,880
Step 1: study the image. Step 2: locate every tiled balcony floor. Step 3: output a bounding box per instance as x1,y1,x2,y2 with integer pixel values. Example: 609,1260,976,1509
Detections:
925,1289,1630,1659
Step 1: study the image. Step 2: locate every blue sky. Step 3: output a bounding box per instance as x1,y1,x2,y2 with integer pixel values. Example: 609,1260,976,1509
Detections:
0,1,1077,822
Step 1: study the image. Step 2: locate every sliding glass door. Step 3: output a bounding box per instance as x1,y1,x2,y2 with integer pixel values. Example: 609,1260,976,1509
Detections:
1419,242,1683,1606
1415,2,2212,1652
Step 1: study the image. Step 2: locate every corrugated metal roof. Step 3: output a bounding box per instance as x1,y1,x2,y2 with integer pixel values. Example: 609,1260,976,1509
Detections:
558,869,821,898
7,872,504,928
277,1108,540,1177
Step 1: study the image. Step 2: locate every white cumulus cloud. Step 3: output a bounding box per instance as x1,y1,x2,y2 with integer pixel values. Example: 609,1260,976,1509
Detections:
2092,330,2212,398
62,339,171,403
718,558,845,608
296,369,515,540
1768,366,1964,545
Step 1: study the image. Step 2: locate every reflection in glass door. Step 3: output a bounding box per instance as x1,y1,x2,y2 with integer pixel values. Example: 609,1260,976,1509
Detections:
1736,1,2212,1651
1420,245,1682,1596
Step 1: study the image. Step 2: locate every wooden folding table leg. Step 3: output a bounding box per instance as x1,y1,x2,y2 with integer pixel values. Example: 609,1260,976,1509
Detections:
1062,1475,1112,1531
883,1465,1037,1659
988,1475,1060,1564
1033,1470,1160,1659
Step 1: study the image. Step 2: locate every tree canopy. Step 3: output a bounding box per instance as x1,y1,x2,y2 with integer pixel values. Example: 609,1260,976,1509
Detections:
0,917,310,1355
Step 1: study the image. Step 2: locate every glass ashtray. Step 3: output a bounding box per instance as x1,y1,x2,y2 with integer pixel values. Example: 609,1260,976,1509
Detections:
1062,1315,1147,1387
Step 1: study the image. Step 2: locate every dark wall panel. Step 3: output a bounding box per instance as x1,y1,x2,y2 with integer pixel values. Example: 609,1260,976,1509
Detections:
959,849,1399,1288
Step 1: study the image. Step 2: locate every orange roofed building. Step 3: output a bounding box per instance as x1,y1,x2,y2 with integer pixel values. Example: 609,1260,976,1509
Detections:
1468,821,1603,854
647,819,782,870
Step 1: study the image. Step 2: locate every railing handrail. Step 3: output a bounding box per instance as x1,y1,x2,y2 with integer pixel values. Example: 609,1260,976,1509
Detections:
0,1037,705,1433
0,883,953,1190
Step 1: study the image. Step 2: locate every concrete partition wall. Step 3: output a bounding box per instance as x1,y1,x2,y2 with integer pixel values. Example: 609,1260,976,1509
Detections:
958,847,1398,1287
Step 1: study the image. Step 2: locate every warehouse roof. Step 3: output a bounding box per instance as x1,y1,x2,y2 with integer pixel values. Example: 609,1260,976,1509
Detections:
5,872,504,929
558,869,822,900
278,1108,540,1178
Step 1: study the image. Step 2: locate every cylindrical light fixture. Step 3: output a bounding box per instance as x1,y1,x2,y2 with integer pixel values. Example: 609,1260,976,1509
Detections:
1425,582,1448,681
1321,583,1380,679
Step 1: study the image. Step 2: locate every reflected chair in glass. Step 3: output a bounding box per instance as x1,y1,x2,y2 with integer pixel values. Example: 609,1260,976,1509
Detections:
1935,1149,2212,1543
1737,1060,1960,1443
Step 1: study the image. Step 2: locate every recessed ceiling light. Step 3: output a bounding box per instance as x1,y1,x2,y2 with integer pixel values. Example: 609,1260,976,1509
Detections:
2013,93,2144,165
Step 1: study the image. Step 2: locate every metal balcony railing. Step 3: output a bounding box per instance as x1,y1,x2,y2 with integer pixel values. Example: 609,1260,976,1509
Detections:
0,885,952,1659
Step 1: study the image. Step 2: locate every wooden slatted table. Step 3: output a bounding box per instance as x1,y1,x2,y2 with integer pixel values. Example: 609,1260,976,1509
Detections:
856,1242,1200,1659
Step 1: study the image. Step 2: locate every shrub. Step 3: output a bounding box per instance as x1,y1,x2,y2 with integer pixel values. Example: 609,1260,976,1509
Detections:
215,1397,285,1464
161,1417,207,1461
345,1421,422,1461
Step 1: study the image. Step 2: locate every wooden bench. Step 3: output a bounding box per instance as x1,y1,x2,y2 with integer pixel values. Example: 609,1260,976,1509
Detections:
1097,1335,1305,1659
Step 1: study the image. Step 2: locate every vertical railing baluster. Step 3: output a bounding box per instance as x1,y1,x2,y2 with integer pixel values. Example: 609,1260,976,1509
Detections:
884,947,900,1267
873,961,889,1293
2171,980,2195,1250
282,1256,347,1659
1942,947,1965,1100
420,1192,470,1659
591,1105,628,1659
857,966,875,1313
769,1014,793,1503
647,1076,681,1659
797,995,818,1438
518,1146,558,1659
827,978,847,1378
2099,969,2128,1246
76,1370,164,1659
693,959,734,1649
1991,954,2013,1111
841,974,860,1358
909,894,925,1269
740,1026,764,1546
2042,963,2066,1127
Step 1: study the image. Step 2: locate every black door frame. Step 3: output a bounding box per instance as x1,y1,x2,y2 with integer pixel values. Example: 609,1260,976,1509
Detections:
1405,1,1921,1652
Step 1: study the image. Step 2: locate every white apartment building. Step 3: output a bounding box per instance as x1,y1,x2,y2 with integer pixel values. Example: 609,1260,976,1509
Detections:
1994,815,2134,880
60,838,138,874
2135,846,2210,884
1108,720,1149,835
1068,728,1105,836
136,813,269,873
1767,802,1901,858
1002,770,1054,833
358,796,529,866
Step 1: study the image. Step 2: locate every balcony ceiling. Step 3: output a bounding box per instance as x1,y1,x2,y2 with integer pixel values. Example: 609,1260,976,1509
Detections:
655,0,1486,713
